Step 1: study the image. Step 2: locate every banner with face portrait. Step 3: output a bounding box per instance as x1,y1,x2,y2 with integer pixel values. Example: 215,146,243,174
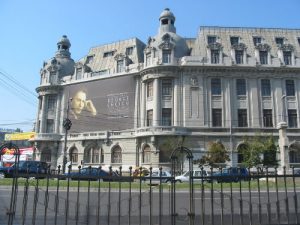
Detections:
65,75,136,132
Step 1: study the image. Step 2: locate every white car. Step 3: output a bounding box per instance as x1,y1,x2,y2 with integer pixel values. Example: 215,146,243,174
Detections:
144,170,172,184
175,170,208,183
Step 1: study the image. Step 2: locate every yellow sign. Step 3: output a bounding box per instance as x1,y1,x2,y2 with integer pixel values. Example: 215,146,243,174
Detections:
4,132,36,141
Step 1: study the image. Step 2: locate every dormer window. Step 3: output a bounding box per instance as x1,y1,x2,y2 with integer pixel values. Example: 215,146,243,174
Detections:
253,37,261,46
235,50,244,64
146,53,151,66
86,55,94,64
275,37,284,46
116,60,124,73
162,50,171,63
126,47,134,55
283,51,292,65
49,71,57,84
207,36,216,44
103,51,114,57
76,67,82,80
259,51,268,64
230,36,239,45
211,50,220,64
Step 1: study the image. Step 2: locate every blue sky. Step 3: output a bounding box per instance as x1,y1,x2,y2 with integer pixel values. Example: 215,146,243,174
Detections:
0,0,300,132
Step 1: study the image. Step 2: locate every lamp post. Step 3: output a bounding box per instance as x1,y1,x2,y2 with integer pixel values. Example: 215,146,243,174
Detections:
62,98,72,174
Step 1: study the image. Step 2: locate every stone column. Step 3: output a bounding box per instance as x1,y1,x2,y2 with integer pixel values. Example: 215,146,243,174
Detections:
173,78,179,126
277,121,289,173
140,82,146,127
40,95,47,133
153,78,160,126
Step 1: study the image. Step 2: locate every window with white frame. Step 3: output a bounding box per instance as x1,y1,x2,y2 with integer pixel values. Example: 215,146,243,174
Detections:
126,47,134,55
46,119,54,133
212,108,222,127
261,79,271,97
76,68,82,80
84,147,100,164
162,108,172,126
117,60,124,73
146,53,151,66
211,78,221,95
162,79,172,96
235,50,244,64
288,109,298,128
236,79,246,96
70,148,78,164
162,50,171,63
111,146,122,163
147,110,153,126
263,109,273,127
47,95,56,111
283,51,292,65
259,51,268,64
286,80,295,96
49,71,56,84
238,109,248,127
211,50,220,64
147,81,153,98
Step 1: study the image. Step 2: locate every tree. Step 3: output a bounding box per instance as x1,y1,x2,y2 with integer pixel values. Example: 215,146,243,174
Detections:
240,135,278,168
198,141,230,167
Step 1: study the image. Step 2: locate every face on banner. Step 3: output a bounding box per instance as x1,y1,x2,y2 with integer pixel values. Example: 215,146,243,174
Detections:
66,75,136,132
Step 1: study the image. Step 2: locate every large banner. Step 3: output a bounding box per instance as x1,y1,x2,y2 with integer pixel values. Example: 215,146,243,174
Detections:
66,75,136,132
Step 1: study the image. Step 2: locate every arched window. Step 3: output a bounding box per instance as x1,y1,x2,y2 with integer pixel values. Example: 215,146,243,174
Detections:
41,148,51,163
111,146,122,164
237,144,249,164
84,147,100,164
143,145,151,163
69,148,78,164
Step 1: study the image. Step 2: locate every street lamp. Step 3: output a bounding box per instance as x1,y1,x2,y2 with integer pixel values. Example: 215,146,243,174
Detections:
62,98,72,174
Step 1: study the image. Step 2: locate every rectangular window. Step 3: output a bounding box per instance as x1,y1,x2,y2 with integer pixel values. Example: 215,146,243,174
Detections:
236,79,246,96
76,68,82,80
47,95,56,111
211,50,220,64
86,55,94,64
253,37,261,46
212,109,222,127
207,36,216,44
147,110,153,126
162,79,172,96
117,60,124,73
275,37,284,46
126,47,134,55
146,53,151,66
211,78,221,95
162,108,172,126
288,109,298,128
235,50,244,64
283,51,292,65
49,71,56,84
230,36,239,45
261,79,271,97
46,119,54,133
147,81,153,98
103,51,114,57
286,80,295,96
259,51,268,64
238,109,248,127
263,109,273,127
162,50,171,63
298,38,300,45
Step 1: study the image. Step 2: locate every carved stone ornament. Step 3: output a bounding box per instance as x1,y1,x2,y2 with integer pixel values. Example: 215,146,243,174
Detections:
255,43,271,51
51,58,57,65
279,44,294,52
75,62,84,68
190,76,198,86
47,65,58,72
231,43,247,50
158,33,174,50
207,42,223,50
147,37,155,45
144,45,155,54
114,53,126,61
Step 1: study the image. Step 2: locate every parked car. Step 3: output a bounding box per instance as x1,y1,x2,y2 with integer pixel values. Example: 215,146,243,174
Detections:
64,167,116,181
211,167,249,183
0,161,48,179
144,170,172,184
175,170,208,183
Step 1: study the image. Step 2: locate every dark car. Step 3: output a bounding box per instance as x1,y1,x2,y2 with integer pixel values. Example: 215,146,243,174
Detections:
65,167,116,181
211,167,249,183
0,161,48,178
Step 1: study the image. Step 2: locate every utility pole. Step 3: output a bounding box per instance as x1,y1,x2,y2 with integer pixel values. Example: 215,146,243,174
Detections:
62,98,72,174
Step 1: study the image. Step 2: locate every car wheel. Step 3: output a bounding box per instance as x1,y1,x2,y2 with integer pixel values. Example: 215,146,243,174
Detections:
0,172,5,179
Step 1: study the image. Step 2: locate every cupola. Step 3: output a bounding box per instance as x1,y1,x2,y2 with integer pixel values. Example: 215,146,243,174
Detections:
159,8,176,34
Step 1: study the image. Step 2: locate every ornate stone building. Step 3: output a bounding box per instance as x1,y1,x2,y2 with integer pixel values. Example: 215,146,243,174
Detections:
33,8,300,171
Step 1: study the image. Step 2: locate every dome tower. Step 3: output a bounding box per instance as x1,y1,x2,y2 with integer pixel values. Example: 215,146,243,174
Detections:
159,8,176,34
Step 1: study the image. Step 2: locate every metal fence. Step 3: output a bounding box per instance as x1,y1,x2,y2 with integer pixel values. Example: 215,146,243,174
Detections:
0,164,300,225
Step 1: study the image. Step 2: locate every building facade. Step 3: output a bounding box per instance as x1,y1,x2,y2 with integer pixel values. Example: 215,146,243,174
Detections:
33,8,300,171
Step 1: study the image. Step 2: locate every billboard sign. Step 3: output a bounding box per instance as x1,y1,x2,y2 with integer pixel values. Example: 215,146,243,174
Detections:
66,75,136,132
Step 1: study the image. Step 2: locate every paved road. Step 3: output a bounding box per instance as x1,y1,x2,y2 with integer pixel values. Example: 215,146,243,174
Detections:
0,185,299,225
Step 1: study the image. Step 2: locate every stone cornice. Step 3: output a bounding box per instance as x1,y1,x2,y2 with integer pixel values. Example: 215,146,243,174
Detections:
36,85,63,94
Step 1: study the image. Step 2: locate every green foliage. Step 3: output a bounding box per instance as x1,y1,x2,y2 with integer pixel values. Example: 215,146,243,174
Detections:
240,135,278,168
198,141,230,167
